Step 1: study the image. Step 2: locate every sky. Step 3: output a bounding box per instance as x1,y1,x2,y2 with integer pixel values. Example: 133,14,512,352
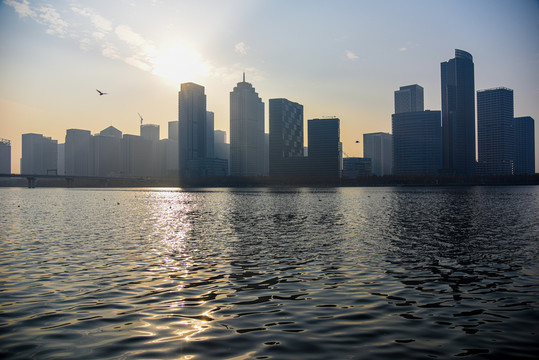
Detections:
1,0,538,174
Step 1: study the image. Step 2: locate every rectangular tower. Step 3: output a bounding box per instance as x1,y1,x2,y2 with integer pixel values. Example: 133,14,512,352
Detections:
441,49,476,176
477,88,514,175
229,74,265,177
392,111,442,175
0,138,10,174
394,84,424,114
308,118,340,178
514,116,535,175
269,98,304,177
363,132,393,176
178,82,207,177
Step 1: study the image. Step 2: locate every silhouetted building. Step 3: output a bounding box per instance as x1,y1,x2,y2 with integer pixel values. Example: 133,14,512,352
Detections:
93,126,123,177
164,121,179,176
342,157,372,179
57,143,64,175
140,124,161,176
308,118,340,178
178,82,208,177
394,84,424,114
21,133,58,175
122,134,152,176
206,111,215,159
65,129,93,176
140,124,160,142
168,121,179,141
0,138,11,174
100,125,122,139
269,98,304,177
214,130,229,160
514,116,535,175
441,49,476,176
392,111,442,175
477,88,514,175
230,73,265,176
363,132,392,176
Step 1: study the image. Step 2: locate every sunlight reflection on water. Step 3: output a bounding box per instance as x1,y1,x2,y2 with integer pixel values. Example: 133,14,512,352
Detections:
0,186,538,359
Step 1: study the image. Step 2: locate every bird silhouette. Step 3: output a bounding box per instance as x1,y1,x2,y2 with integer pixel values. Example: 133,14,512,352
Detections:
138,112,143,125
96,89,108,96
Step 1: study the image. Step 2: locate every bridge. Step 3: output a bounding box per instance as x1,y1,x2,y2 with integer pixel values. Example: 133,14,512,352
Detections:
0,173,177,188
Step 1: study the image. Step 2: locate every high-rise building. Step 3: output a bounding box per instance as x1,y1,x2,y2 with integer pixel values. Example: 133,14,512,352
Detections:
441,49,476,176
477,88,514,175
65,129,93,176
122,134,153,176
394,84,424,114
21,133,58,175
162,121,179,176
392,111,442,175
178,82,208,177
363,132,392,176
93,126,122,177
269,98,304,177
100,126,122,139
342,157,372,179
206,111,215,159
0,138,11,174
514,116,535,175
229,73,265,177
140,124,161,176
141,124,160,142
168,121,179,141
308,118,340,178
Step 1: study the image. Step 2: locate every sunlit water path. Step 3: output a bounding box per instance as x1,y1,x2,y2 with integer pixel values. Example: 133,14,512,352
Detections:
1,186,538,359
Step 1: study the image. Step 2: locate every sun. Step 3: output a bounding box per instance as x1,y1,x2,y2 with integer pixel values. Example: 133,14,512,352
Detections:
151,43,210,85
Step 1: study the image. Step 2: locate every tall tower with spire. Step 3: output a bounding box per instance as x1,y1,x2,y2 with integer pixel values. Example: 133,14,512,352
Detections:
229,74,265,176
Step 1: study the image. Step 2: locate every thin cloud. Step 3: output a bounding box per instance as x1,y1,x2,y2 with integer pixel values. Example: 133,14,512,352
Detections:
346,50,359,60
71,7,112,35
400,47,408,52
38,5,68,36
4,0,35,18
5,0,68,37
235,42,248,56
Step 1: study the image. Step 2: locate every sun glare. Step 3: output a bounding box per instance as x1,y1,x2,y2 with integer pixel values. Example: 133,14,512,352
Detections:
152,44,210,84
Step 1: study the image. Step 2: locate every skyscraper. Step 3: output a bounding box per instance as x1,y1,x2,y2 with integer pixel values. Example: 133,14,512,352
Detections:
394,84,424,114
21,133,58,175
441,49,476,176
178,82,208,177
93,127,122,177
514,116,535,175
392,111,442,175
0,138,11,174
308,118,340,178
229,74,265,177
269,98,304,177
65,129,92,176
206,111,215,159
363,132,392,176
477,87,514,175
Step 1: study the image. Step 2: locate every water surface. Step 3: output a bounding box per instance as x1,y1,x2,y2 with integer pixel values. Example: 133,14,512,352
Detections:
1,186,538,359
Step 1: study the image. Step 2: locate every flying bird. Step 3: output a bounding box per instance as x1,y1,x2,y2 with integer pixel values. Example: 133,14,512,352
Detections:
138,112,143,125
96,89,108,96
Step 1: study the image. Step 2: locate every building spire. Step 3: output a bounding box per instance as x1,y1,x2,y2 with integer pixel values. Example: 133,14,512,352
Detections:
243,72,245,82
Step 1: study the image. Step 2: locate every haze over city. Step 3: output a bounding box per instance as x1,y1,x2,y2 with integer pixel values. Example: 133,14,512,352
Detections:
1,0,538,174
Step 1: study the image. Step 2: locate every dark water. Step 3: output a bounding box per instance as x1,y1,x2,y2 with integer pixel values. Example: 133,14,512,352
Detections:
1,186,538,359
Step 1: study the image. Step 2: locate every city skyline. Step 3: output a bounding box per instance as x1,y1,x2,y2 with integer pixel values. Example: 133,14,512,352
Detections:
1,0,538,174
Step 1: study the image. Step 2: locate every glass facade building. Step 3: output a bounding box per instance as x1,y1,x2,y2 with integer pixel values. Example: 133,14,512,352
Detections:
514,116,535,175
392,111,442,175
441,49,476,176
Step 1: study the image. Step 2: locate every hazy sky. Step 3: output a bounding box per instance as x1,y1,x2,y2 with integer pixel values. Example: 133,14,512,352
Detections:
1,0,538,173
